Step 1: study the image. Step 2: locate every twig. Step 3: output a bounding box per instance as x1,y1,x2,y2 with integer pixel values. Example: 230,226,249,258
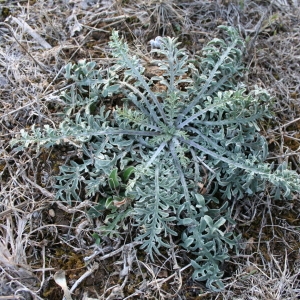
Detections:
0,202,32,219
90,15,129,26
143,262,192,287
84,241,142,262
0,22,49,74
22,174,55,199
70,263,99,294
280,117,300,129
8,16,52,49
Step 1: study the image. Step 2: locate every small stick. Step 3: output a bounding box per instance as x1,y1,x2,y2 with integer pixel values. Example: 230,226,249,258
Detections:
69,263,99,294
0,22,49,74
8,16,52,49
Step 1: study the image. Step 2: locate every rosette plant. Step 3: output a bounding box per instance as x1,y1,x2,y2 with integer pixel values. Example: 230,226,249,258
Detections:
12,26,300,290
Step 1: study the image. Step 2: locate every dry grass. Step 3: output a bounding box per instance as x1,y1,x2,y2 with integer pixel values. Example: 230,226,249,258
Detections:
0,0,300,299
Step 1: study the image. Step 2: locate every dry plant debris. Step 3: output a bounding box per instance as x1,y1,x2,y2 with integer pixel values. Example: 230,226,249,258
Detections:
0,0,300,299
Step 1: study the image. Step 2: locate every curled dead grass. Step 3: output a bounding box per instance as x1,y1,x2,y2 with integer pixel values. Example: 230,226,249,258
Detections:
0,0,300,299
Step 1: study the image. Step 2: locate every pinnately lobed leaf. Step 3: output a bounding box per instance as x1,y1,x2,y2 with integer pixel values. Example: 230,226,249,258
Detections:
11,26,300,291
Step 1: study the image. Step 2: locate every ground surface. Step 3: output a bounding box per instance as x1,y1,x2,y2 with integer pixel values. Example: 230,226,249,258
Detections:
0,0,300,299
